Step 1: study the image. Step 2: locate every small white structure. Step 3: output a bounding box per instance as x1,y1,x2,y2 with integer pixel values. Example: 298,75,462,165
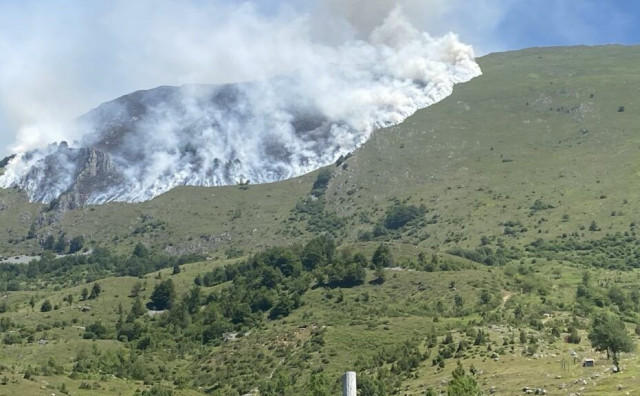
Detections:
342,371,356,396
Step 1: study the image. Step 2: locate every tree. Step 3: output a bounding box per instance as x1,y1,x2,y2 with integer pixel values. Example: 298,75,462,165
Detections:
185,286,201,315
81,287,89,301
128,297,146,321
26,261,39,279
479,289,491,305
373,262,386,283
588,311,635,371
54,235,68,254
88,283,101,300
42,235,56,251
133,242,150,258
454,294,464,308
149,279,176,310
68,236,85,253
130,282,143,298
371,244,394,269
383,203,423,230
40,299,52,312
301,235,335,270
447,361,482,395
310,168,332,197
567,326,581,344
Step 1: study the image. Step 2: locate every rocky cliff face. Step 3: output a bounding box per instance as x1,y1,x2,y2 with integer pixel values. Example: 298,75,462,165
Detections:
16,144,122,210
54,147,123,209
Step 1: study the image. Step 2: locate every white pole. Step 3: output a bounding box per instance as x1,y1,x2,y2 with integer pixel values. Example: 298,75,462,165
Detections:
342,371,356,396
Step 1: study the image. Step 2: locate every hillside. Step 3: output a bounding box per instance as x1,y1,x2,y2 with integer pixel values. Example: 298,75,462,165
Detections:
326,45,640,250
1,45,639,258
1,45,640,395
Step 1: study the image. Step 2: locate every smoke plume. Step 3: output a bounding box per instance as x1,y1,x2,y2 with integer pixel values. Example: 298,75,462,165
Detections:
0,3,481,204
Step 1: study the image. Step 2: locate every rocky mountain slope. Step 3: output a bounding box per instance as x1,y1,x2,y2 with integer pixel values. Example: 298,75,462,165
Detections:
0,14,480,206
0,45,638,257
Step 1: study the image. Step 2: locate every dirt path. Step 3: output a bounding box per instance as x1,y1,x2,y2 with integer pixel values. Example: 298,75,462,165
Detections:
501,291,514,308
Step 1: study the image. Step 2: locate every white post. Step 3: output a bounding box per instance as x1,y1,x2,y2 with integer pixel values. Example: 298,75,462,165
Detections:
342,371,356,396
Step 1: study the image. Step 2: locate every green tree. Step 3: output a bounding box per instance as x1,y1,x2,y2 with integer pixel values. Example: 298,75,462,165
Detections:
54,235,68,254
127,298,146,321
447,361,482,396
454,294,464,308
567,327,581,344
42,235,56,251
26,261,39,279
301,235,335,270
588,311,636,370
40,299,52,312
372,243,394,268
185,286,201,315
149,279,176,310
88,283,101,300
310,168,332,197
81,287,89,301
374,262,386,283
133,242,150,258
479,289,491,305
383,203,424,229
68,236,85,253
130,282,143,297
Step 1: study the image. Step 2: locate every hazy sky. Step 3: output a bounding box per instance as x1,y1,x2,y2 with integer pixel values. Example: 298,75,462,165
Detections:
0,0,638,157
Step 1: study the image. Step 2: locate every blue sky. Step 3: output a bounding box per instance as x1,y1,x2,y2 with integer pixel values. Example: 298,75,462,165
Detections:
0,0,638,157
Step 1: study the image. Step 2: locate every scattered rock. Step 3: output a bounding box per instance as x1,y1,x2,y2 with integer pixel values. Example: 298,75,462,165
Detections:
574,378,587,386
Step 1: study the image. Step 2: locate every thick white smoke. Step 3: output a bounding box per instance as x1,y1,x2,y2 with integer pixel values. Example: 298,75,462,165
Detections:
0,5,481,204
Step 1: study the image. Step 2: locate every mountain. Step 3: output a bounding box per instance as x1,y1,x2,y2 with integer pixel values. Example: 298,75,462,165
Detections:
0,20,481,206
0,45,638,257
1,82,348,206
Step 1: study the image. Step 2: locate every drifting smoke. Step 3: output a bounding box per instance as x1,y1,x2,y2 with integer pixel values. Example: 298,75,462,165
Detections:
0,5,481,204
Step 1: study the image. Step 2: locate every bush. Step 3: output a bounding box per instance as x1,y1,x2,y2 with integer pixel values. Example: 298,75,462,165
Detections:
567,327,581,344
383,203,425,230
40,299,52,312
310,169,332,198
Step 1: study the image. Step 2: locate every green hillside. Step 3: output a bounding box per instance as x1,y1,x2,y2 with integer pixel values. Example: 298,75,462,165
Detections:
1,45,640,395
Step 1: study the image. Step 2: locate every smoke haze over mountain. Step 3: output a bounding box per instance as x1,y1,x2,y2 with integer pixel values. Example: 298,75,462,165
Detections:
0,2,481,204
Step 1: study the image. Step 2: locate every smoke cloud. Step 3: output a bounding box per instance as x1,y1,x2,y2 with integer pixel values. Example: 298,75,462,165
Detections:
0,1,481,204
